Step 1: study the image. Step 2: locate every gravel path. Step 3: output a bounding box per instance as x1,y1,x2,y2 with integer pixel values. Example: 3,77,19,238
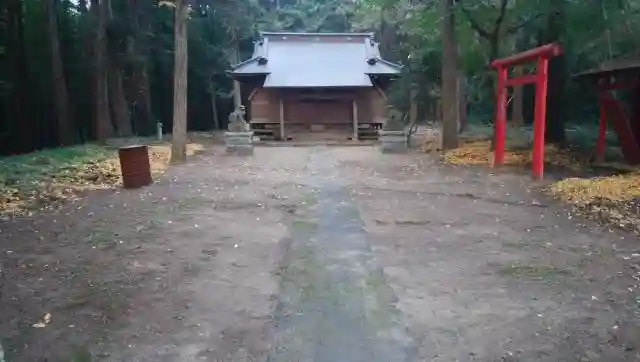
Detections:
267,151,416,362
1,145,638,361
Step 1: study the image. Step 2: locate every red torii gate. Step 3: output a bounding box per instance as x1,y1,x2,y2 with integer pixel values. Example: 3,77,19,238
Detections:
490,43,562,180
594,76,640,165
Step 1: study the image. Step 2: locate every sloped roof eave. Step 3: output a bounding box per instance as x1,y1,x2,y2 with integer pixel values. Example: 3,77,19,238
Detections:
376,58,403,68
574,52,640,78
230,57,259,71
230,32,402,87
230,57,269,76
365,58,403,75
366,72,402,77
574,63,640,78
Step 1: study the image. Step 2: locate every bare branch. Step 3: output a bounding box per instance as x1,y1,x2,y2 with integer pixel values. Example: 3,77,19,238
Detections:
494,0,509,29
506,13,544,34
456,0,491,39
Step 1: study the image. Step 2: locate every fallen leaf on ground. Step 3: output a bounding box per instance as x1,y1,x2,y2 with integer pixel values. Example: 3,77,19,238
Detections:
33,312,52,328
547,171,640,234
443,140,579,170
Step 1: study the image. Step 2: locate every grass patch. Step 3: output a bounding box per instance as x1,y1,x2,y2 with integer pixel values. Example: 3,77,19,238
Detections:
69,346,93,362
292,220,318,233
502,237,550,250
0,142,206,218
0,145,117,187
301,192,318,206
0,145,119,217
498,263,571,281
85,229,119,249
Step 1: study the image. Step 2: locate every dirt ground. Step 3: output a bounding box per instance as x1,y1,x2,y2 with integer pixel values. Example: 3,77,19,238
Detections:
1,146,639,361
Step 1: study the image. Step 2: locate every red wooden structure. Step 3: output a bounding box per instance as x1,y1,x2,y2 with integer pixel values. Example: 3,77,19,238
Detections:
593,76,640,164
575,51,640,165
490,43,562,180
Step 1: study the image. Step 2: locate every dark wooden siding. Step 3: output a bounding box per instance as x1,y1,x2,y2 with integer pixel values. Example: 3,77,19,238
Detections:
369,87,387,123
249,87,388,126
284,99,351,124
249,88,279,123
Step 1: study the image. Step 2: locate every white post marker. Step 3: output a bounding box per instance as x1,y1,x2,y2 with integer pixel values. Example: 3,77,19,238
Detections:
157,121,163,141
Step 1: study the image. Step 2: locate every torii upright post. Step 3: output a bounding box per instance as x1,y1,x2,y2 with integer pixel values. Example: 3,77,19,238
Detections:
490,43,562,180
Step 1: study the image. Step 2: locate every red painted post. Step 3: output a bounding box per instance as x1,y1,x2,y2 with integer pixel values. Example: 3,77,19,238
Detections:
490,43,561,179
531,57,549,180
595,96,607,162
505,75,537,87
494,66,508,167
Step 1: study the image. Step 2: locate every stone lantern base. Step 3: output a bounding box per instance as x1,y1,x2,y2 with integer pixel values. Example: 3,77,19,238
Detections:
379,130,407,154
224,131,254,156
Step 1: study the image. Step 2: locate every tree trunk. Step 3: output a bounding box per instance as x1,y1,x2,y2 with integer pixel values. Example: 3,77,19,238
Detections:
379,6,398,61
207,77,220,130
457,73,468,133
542,1,566,143
139,68,154,131
512,29,527,128
93,0,113,143
104,0,132,137
46,0,74,145
409,88,418,125
512,66,524,127
6,0,34,153
233,81,242,109
128,64,154,135
128,36,154,134
78,0,93,142
440,0,459,150
127,0,154,135
489,35,500,62
108,62,133,137
229,46,242,108
171,0,188,163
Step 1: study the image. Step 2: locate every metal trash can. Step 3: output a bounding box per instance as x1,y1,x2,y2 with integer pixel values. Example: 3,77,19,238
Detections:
118,145,152,189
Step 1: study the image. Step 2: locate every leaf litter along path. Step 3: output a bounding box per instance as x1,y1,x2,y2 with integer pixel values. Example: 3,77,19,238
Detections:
0,142,205,219
1,146,639,361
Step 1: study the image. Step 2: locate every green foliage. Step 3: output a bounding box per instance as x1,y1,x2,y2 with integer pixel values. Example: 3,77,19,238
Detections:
2,0,640,154
363,0,640,127
1,0,375,155
0,145,113,186
260,0,359,32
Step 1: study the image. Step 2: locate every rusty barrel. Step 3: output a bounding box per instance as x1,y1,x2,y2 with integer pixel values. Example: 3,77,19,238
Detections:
118,145,152,189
